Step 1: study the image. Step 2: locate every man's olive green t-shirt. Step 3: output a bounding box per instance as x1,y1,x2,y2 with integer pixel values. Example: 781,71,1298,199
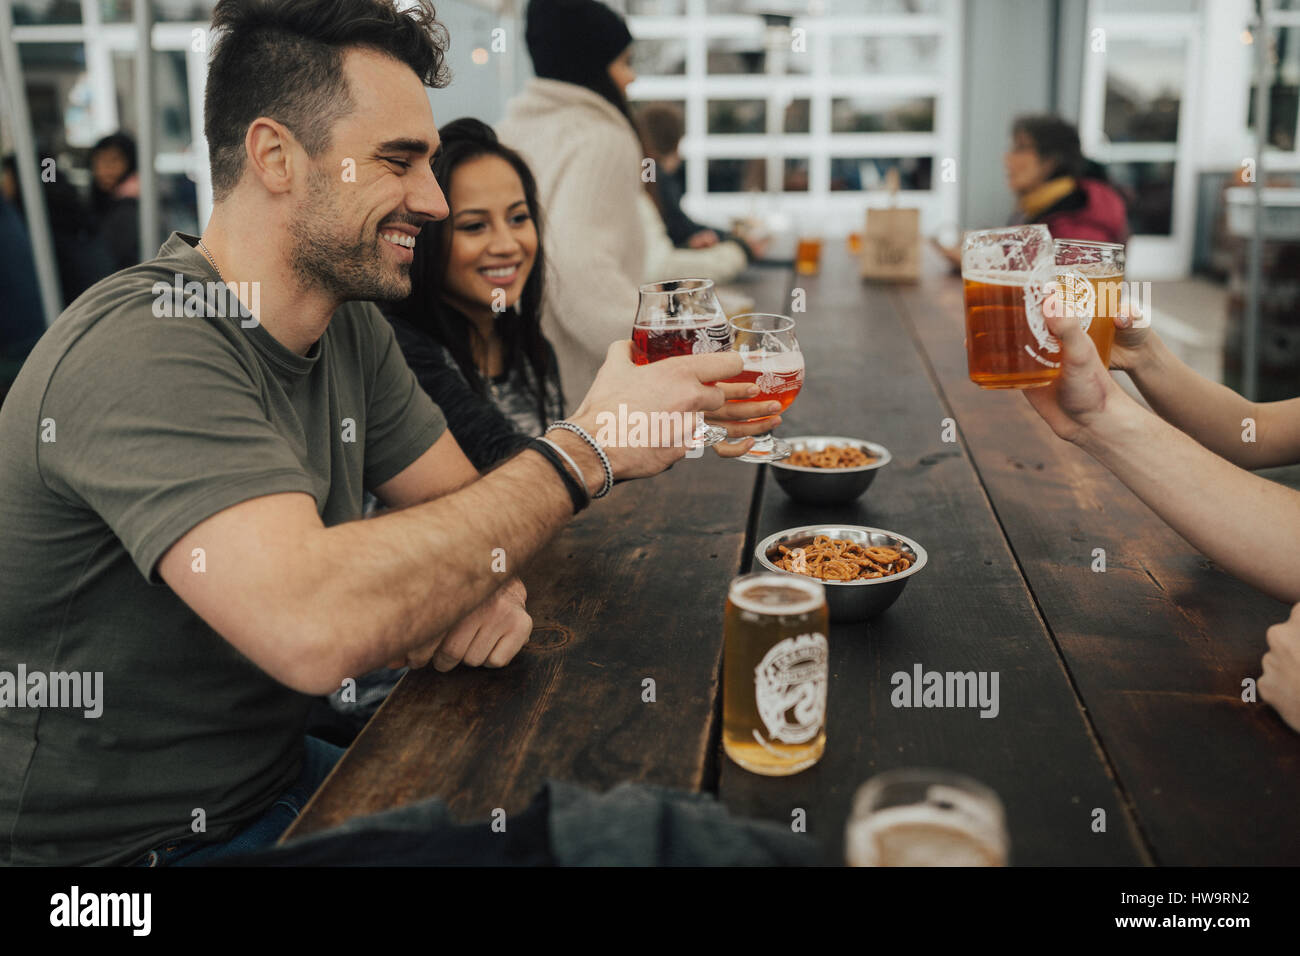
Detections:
0,233,446,865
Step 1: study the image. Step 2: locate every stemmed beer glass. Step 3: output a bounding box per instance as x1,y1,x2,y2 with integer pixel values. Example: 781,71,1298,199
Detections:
631,278,730,448
724,313,803,463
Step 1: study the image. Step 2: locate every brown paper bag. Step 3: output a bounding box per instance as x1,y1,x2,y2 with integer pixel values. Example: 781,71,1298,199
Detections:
860,207,921,281
860,168,921,282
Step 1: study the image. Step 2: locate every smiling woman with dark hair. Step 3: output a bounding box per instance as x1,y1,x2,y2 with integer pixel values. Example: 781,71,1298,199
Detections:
384,117,565,472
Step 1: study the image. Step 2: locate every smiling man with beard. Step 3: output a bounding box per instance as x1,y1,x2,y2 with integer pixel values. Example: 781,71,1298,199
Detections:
0,0,754,866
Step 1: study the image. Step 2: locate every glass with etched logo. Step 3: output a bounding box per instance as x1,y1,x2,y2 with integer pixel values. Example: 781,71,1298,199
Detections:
961,224,1059,389
1054,238,1125,370
631,278,730,446
723,571,829,776
845,769,1009,866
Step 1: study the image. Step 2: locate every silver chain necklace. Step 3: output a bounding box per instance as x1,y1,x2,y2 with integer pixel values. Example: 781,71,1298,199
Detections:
196,238,225,283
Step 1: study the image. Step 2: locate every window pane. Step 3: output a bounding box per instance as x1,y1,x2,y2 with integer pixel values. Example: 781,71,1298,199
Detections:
100,0,131,22
158,171,199,237
706,32,809,75
1103,39,1185,144
831,95,935,133
784,98,810,134
12,1,81,25
1106,161,1175,235
707,36,767,75
1249,27,1300,151
783,157,809,192
823,0,941,12
1097,0,1196,12
707,158,765,192
113,50,194,156
153,0,218,22
627,0,685,13
634,37,687,76
18,43,92,152
830,156,933,191
830,35,942,75
707,98,766,135
99,1,217,21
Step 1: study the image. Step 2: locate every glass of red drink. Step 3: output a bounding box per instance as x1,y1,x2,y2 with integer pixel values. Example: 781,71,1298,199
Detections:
726,313,803,463
632,278,731,448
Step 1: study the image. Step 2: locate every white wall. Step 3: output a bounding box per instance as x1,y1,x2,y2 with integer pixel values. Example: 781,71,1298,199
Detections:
959,0,1057,230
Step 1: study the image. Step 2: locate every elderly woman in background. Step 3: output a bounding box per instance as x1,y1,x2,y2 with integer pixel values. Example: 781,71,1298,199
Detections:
1004,114,1128,244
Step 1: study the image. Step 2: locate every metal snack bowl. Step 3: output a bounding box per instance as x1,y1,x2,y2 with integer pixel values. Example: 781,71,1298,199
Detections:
770,437,891,505
754,525,927,624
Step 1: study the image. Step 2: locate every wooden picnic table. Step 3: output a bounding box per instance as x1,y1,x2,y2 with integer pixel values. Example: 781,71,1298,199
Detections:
285,244,1300,865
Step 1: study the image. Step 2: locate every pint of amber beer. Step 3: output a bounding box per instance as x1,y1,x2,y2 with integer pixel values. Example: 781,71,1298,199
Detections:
723,572,829,776
962,225,1059,389
1054,238,1126,370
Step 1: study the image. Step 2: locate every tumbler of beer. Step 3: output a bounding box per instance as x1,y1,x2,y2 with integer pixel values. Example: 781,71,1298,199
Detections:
1054,238,1125,369
632,278,730,446
845,769,1009,866
961,224,1059,389
795,237,823,275
723,572,829,775
724,313,803,463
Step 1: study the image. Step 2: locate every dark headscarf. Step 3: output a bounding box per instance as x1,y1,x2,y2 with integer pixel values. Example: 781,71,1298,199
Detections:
525,0,634,124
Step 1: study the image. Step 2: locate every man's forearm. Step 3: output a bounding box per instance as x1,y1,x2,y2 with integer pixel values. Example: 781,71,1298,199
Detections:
1077,397,1300,603
306,435,596,679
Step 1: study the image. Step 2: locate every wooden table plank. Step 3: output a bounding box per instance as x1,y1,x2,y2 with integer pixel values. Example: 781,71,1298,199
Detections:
717,242,1147,866
286,266,790,841
894,248,1300,864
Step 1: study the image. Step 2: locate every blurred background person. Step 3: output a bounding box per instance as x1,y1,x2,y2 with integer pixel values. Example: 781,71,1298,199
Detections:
495,0,645,396
636,103,765,285
89,131,142,271
0,193,46,405
638,103,732,251
383,118,564,474
936,114,1128,268
1005,114,1128,245
3,153,115,306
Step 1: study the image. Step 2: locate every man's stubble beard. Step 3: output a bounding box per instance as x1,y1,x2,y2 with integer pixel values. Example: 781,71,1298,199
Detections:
289,166,411,303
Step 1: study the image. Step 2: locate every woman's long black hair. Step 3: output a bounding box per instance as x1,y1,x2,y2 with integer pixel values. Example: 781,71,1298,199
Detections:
389,117,553,429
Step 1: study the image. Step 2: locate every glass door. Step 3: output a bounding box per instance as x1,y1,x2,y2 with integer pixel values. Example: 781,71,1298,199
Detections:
1079,0,1203,278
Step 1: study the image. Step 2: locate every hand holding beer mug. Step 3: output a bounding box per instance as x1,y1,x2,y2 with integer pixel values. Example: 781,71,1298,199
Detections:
845,769,1009,866
724,314,804,463
723,572,829,775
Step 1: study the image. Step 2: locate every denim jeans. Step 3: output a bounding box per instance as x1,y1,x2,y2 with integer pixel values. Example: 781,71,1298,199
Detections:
131,735,345,867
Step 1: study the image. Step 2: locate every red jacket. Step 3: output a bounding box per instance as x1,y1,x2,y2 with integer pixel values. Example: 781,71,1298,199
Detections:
1036,178,1129,245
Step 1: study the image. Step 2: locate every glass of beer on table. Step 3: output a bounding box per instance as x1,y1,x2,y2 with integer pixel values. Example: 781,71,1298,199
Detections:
632,278,730,447
723,313,804,463
723,571,829,776
845,769,1009,866
962,225,1125,389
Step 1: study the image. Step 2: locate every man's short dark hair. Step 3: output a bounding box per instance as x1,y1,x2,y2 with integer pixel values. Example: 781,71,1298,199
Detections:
204,0,451,201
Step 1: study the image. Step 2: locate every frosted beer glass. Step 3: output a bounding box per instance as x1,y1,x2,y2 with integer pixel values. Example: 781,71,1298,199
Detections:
1054,238,1126,370
961,224,1059,389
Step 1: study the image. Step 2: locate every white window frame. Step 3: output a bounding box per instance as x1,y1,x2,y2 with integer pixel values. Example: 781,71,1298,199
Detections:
12,5,213,227
625,0,962,237
1079,2,1203,278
